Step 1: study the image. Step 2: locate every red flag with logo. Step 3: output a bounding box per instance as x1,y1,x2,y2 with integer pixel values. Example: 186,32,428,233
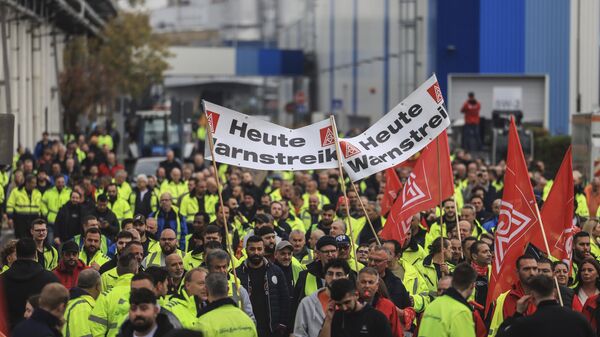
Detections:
486,118,541,314
531,147,574,266
381,168,402,216
381,131,454,245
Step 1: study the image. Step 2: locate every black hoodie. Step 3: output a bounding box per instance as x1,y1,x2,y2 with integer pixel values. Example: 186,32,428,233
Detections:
2,259,59,329
116,310,178,337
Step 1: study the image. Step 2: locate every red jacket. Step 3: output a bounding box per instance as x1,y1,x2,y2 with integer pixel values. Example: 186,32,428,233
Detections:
53,259,88,289
98,163,124,178
372,293,414,337
460,100,481,125
503,281,537,318
574,292,600,330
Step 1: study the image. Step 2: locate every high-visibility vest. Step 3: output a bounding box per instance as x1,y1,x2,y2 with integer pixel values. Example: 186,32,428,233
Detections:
38,245,58,271
144,249,185,268
100,267,119,292
160,180,188,206
41,186,71,224
7,187,42,216
97,134,114,151
79,249,111,267
163,290,198,329
89,273,134,337
107,198,132,225
488,291,510,337
63,294,95,337
304,272,322,297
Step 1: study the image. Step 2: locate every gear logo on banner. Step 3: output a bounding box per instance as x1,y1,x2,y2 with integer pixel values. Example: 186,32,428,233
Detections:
427,81,444,104
402,172,427,207
320,126,335,147
206,110,220,133
339,141,361,159
494,201,533,270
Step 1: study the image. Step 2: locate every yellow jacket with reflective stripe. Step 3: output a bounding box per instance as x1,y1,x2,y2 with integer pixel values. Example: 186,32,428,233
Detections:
403,244,427,267
107,198,132,224
488,291,510,337
193,301,258,337
39,245,58,271
160,180,188,205
100,267,119,292
79,250,111,268
179,193,218,222
41,186,71,224
164,290,199,329
63,294,95,337
418,291,476,337
302,192,330,209
89,273,134,337
400,258,430,312
115,181,132,202
144,249,185,268
7,187,42,216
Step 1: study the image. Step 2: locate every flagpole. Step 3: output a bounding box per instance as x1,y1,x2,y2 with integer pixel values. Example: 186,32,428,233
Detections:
203,101,243,299
330,116,360,272
350,182,382,245
534,205,565,306
435,137,449,276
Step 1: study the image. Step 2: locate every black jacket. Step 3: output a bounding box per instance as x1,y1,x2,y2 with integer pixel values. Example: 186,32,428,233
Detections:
497,300,594,337
11,308,62,337
382,268,412,309
235,258,290,332
116,310,178,337
2,260,59,330
131,188,154,218
55,201,85,242
88,207,120,239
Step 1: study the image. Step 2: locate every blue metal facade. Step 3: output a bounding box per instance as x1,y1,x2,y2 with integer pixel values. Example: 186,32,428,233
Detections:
525,0,571,135
433,0,571,135
434,0,480,98
479,0,525,73
235,48,304,76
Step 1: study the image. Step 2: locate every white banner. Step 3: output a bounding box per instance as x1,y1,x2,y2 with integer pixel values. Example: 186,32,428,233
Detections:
339,75,450,181
203,101,339,171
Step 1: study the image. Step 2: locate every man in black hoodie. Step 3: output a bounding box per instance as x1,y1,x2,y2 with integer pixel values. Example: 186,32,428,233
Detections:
54,190,85,246
2,238,59,329
11,283,69,337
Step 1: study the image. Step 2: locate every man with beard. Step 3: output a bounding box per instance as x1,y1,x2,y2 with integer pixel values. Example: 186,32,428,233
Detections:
72,215,112,255
488,255,539,337
99,230,134,274
239,192,257,220
273,241,305,303
53,240,87,289
180,179,218,224
90,194,121,239
270,201,294,235
143,229,184,268
132,215,159,256
105,183,133,225
210,203,240,251
164,268,209,329
321,278,393,337
80,227,111,270
294,259,350,337
573,231,594,271
469,241,492,312
305,204,336,240
256,226,278,262
165,254,185,295
425,199,458,249
294,236,339,309
117,288,176,337
235,235,289,337
449,238,463,265
54,190,86,245
358,267,408,337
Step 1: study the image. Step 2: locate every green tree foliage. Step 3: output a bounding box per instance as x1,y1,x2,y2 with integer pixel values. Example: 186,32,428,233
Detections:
60,10,170,132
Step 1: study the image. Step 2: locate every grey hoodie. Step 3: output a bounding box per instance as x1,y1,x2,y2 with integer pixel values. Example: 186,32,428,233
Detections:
293,288,327,337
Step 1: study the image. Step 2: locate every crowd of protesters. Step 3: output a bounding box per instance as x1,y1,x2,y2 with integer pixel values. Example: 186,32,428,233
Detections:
0,124,599,337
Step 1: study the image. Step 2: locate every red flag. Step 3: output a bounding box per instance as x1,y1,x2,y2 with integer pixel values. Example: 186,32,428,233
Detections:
381,168,402,216
531,147,574,266
381,131,454,245
486,118,541,313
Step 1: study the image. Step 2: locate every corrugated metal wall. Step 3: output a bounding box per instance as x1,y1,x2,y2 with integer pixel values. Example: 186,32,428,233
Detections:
479,0,524,73
434,0,480,97
525,0,571,134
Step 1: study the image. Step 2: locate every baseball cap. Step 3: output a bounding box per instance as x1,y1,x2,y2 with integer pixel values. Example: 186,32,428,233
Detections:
255,226,275,237
61,241,80,254
275,240,293,252
316,235,338,251
133,214,146,225
335,234,351,246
